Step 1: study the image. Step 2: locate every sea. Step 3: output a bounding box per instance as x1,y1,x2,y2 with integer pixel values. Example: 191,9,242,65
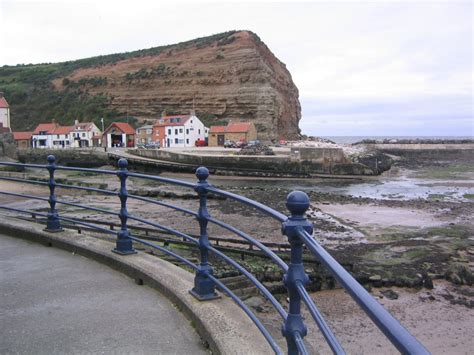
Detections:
321,136,473,144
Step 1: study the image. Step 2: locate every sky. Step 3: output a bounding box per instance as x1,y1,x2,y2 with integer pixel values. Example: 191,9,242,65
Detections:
0,0,472,137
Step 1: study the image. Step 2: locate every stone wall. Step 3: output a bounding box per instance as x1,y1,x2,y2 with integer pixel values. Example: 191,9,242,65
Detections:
17,148,109,167
0,133,17,159
129,148,375,176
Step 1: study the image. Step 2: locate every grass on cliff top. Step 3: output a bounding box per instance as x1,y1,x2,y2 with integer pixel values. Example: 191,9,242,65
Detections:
0,31,240,131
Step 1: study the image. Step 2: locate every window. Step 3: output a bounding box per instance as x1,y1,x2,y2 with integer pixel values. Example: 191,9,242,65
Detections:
57,135,60,138
191,120,193,123
186,129,189,134
179,128,183,133
198,129,201,134
175,129,178,135
175,138,178,144
82,133,86,137
186,138,189,144
66,141,70,145
178,139,184,144
65,134,68,138
168,129,171,135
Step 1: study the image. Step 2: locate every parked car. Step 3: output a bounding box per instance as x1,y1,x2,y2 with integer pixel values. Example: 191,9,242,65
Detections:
195,139,207,147
235,140,247,148
144,142,160,149
247,140,261,147
224,140,236,148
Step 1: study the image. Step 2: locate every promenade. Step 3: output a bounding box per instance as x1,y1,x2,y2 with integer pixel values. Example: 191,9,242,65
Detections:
0,234,208,355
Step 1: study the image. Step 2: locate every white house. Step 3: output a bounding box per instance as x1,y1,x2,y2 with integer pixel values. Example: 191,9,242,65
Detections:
32,122,60,148
0,92,11,132
70,120,102,147
152,114,207,148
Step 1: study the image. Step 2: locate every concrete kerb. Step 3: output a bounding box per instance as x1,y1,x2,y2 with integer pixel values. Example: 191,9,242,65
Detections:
0,217,273,355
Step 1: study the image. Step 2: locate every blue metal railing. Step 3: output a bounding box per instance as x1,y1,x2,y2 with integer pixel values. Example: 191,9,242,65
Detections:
0,155,429,354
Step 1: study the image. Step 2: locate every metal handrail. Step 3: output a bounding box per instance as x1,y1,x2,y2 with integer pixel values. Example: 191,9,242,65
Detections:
0,156,430,354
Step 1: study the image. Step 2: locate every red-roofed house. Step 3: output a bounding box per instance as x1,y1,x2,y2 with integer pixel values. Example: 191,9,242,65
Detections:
0,92,11,132
70,120,102,148
32,121,60,148
208,122,257,146
13,131,33,149
152,113,208,148
103,122,136,148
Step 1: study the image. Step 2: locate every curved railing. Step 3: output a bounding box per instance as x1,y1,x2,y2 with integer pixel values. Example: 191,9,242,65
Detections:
0,156,429,354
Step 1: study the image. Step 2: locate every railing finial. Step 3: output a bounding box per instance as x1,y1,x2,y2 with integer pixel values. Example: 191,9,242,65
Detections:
195,166,209,183
47,154,56,164
286,191,310,219
118,158,128,169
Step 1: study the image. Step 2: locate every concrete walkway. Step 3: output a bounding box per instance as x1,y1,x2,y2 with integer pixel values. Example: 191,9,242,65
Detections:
0,234,208,355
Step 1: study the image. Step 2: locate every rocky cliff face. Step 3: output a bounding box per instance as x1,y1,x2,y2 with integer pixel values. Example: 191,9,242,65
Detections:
52,31,301,141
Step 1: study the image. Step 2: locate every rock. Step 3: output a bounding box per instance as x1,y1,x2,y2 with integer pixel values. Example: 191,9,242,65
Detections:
445,263,473,286
380,289,399,300
244,296,267,313
47,31,301,141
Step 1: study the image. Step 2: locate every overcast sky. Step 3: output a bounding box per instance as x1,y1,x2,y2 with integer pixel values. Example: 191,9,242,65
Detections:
0,0,472,137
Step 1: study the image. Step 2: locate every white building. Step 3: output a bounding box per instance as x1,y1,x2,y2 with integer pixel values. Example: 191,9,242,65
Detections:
70,120,102,147
153,114,207,148
0,92,11,132
32,120,102,149
32,122,60,148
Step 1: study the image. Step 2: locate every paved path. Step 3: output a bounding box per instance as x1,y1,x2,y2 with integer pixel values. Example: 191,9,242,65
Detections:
0,234,208,355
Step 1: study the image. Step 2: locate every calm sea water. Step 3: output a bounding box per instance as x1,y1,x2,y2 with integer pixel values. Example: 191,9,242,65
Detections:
321,136,473,144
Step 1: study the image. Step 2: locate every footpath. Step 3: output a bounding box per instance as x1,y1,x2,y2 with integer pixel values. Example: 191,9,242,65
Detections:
0,234,208,354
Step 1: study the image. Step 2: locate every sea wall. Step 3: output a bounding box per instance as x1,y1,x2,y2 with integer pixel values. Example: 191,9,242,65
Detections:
17,148,109,167
129,148,374,176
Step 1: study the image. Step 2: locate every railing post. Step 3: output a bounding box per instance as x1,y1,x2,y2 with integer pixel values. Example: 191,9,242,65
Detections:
281,191,313,355
44,155,62,232
190,166,219,301
112,158,136,255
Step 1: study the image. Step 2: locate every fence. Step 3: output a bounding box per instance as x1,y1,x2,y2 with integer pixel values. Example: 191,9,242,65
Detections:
0,155,429,354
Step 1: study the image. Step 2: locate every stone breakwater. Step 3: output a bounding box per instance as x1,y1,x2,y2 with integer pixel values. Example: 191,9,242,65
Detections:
127,147,386,176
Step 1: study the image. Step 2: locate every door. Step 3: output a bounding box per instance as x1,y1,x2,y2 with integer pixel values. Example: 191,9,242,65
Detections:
217,135,225,146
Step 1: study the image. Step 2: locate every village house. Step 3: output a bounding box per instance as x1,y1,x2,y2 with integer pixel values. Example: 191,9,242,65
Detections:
208,122,257,147
50,125,74,148
70,120,102,148
136,125,154,145
0,92,11,133
152,113,207,148
103,122,136,148
31,121,59,148
12,131,33,149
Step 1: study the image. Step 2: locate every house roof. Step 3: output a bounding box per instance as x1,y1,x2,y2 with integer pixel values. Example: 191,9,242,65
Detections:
137,125,154,130
13,131,33,140
52,126,74,135
104,122,135,135
226,122,252,133
210,122,253,134
153,115,191,127
73,122,95,131
33,123,58,135
0,96,9,108
209,126,226,133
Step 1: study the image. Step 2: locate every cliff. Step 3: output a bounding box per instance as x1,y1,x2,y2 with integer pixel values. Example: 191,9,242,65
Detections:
0,31,301,141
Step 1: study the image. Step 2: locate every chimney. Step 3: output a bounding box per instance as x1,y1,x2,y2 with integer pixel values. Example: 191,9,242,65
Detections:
0,92,4,98
190,108,196,116
74,119,79,126
52,118,56,124
161,110,167,118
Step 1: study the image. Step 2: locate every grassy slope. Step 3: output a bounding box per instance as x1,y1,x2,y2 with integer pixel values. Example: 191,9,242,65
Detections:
0,31,238,131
